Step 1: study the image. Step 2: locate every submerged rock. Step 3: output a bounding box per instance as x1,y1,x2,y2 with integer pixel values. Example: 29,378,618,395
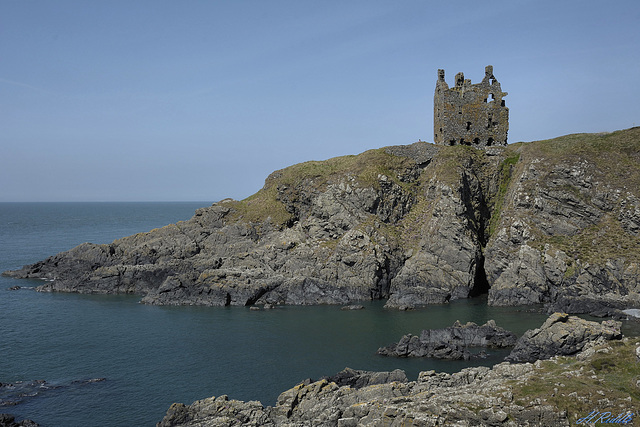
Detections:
340,305,364,310
546,294,635,319
0,380,54,407
377,320,517,360
505,312,622,363
0,378,106,408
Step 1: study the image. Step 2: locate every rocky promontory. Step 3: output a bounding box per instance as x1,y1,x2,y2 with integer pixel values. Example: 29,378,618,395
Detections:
157,315,636,427
4,128,640,315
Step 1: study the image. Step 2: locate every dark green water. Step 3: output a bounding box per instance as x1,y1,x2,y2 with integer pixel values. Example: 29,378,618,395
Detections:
0,203,632,426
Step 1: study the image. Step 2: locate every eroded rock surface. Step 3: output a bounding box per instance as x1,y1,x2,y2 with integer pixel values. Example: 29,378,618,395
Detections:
154,363,566,427
505,312,622,362
377,320,517,360
484,129,640,315
320,368,408,389
0,415,39,427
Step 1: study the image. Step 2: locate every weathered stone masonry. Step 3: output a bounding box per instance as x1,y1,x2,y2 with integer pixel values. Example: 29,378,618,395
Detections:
434,65,509,146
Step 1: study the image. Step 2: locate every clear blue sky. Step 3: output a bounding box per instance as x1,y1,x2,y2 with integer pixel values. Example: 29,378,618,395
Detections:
2,0,639,202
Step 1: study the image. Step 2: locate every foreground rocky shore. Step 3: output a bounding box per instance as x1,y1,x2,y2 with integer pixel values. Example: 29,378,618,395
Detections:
4,128,640,317
0,415,38,427
157,314,637,426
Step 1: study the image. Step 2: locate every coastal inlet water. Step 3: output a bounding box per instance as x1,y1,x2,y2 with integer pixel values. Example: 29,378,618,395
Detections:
1,203,636,427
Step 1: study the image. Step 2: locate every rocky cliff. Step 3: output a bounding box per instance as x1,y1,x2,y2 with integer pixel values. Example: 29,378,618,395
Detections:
5,127,640,314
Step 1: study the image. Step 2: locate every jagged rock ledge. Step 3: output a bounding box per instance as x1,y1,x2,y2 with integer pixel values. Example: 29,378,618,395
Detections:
377,320,517,360
505,312,622,362
0,415,39,427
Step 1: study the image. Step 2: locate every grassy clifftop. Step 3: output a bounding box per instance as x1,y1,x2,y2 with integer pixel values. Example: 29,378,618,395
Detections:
521,127,640,192
224,147,422,227
221,127,640,261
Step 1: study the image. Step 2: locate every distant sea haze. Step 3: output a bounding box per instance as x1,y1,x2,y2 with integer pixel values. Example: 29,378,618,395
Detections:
0,202,597,426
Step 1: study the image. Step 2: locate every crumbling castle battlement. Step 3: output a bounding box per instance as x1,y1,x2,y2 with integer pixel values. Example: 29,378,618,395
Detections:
434,65,508,147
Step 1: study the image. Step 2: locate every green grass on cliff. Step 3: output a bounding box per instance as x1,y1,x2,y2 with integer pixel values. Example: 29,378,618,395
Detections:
519,127,640,265
262,148,416,192
226,186,294,227
523,127,640,193
488,150,521,237
429,144,487,184
224,148,417,227
538,214,640,266
510,340,640,424
222,127,640,246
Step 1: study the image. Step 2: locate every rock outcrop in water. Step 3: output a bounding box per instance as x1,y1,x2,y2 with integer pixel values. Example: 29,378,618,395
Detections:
505,312,622,362
4,128,640,315
377,320,517,360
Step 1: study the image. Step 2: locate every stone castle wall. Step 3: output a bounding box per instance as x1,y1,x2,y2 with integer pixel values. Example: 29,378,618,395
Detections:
434,65,509,146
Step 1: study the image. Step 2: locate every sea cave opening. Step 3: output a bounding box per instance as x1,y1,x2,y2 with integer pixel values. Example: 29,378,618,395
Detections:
469,254,490,297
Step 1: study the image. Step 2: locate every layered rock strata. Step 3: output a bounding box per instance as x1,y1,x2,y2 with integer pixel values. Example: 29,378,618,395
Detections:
320,368,408,389
4,128,640,315
377,320,517,360
505,312,622,362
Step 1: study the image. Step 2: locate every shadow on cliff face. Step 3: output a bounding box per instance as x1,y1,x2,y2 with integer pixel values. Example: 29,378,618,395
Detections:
469,255,490,297
460,169,492,299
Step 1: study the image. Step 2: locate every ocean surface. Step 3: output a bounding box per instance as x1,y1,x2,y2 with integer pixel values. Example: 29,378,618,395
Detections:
0,202,635,426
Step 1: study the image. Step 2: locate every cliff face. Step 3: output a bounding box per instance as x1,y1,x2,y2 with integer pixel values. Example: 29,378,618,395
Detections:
485,128,640,314
5,127,640,314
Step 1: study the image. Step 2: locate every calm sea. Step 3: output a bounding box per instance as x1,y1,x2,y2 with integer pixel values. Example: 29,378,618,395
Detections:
1,202,631,426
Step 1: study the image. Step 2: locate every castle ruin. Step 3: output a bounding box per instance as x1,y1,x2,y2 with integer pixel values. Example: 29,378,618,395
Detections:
434,65,508,147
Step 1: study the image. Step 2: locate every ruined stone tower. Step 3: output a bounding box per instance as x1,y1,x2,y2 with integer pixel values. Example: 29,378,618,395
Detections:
434,65,508,146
